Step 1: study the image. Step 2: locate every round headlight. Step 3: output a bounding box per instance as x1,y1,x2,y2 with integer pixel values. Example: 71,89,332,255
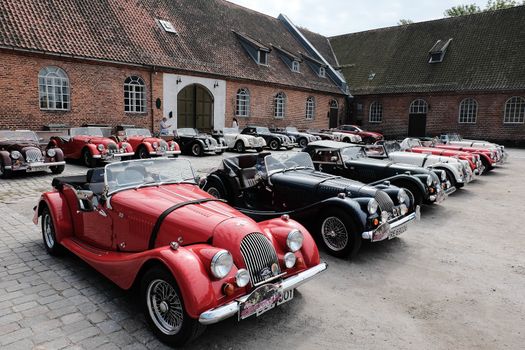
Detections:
426,175,432,186
11,151,22,160
397,189,409,205
367,199,379,215
284,252,297,269
210,250,233,279
440,171,446,181
46,148,56,158
235,269,250,287
97,144,105,152
152,142,159,149
286,229,304,252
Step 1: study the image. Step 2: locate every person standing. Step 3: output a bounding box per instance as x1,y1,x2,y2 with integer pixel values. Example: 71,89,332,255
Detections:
160,117,169,135
232,117,239,129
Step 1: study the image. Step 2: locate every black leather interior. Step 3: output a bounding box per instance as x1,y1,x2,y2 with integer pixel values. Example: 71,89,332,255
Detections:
86,168,105,195
238,155,258,188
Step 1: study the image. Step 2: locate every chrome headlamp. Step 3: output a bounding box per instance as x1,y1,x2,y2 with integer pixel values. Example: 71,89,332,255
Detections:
121,143,130,152
284,252,297,269
152,142,159,149
367,199,379,214
397,189,410,205
286,229,304,252
426,175,432,186
210,250,233,279
10,150,22,160
97,144,105,152
235,269,250,287
46,148,56,157
440,171,446,181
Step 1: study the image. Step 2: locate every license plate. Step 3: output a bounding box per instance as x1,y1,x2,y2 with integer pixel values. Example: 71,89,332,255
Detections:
372,222,390,242
436,192,446,204
238,284,290,320
389,224,407,239
27,164,48,172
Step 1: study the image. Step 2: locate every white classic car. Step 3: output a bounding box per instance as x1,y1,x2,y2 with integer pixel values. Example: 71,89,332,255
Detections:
440,134,508,163
367,142,473,188
331,131,362,144
221,127,266,152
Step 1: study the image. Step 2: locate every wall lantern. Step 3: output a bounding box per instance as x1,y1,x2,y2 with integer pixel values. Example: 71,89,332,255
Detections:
176,77,182,84
214,81,219,88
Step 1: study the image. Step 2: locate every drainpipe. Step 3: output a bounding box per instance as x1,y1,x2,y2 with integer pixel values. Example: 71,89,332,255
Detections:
150,68,155,132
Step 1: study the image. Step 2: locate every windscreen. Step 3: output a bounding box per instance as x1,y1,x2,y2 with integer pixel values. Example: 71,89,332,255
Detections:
223,128,239,134
340,146,367,161
125,128,152,137
286,127,298,133
177,128,198,136
0,131,38,142
70,127,104,137
105,158,196,194
256,127,271,134
265,152,314,175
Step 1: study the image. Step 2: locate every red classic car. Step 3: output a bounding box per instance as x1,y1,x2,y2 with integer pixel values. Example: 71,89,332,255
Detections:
431,143,497,172
336,125,384,144
33,158,327,346
0,130,65,178
113,127,181,159
49,127,134,167
400,138,484,174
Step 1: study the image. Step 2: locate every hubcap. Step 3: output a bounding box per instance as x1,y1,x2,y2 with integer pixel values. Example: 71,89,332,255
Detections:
321,216,349,252
207,187,221,199
270,141,278,150
83,152,90,166
43,214,55,248
236,142,243,151
192,144,200,155
147,279,183,335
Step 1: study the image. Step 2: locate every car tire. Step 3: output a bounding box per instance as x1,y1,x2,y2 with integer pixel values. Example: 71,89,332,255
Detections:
141,267,205,347
0,159,12,179
137,146,150,159
479,157,492,174
298,138,308,148
343,137,351,143
441,168,457,189
50,165,65,174
268,139,280,151
191,143,204,157
82,149,97,168
235,140,245,153
203,178,228,201
41,206,64,256
318,208,362,258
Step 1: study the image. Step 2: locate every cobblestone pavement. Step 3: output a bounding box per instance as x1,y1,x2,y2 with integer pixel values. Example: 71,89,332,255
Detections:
1,150,525,349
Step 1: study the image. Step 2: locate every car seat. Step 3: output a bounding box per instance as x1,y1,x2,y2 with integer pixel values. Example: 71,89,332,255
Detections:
85,168,106,196
237,155,258,188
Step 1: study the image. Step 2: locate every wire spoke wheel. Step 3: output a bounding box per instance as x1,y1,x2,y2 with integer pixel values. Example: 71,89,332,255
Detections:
207,187,222,199
147,279,184,335
43,213,55,248
321,216,349,252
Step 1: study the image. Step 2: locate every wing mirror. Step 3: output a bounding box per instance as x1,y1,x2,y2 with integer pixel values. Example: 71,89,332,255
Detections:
76,190,95,211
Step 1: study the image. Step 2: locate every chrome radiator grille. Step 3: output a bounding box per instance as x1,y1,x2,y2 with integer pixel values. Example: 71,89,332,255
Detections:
240,233,280,286
375,190,394,213
25,149,44,163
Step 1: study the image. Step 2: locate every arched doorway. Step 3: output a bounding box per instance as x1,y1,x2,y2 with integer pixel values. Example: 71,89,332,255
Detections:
408,99,428,137
329,100,339,128
177,84,214,130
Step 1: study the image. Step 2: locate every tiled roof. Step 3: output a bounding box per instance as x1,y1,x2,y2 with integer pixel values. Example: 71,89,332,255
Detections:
0,0,343,94
299,27,339,67
329,6,525,95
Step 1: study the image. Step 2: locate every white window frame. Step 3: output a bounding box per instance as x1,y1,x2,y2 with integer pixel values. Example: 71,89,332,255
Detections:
38,66,70,111
292,61,300,73
306,97,315,120
236,88,250,117
369,101,383,123
124,76,146,113
458,98,478,124
274,92,286,119
319,67,326,78
409,99,428,114
503,96,525,124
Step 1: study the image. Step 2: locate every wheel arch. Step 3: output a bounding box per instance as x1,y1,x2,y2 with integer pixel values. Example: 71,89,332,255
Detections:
37,192,74,243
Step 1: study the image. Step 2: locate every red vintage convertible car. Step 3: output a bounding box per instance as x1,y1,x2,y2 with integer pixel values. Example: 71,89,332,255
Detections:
431,142,498,172
336,125,384,144
113,126,181,159
401,138,484,175
49,127,134,167
33,158,326,346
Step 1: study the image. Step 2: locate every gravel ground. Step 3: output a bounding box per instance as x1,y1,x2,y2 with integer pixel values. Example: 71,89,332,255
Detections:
0,149,524,349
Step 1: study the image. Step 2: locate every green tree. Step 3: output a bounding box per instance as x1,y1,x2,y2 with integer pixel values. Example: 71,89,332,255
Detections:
444,4,481,17
398,19,414,25
486,0,522,10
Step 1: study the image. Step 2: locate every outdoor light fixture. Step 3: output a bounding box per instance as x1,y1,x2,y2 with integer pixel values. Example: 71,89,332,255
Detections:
176,77,182,84
214,81,219,88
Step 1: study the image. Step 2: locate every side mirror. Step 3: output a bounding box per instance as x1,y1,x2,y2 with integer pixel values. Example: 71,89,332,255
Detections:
76,190,95,211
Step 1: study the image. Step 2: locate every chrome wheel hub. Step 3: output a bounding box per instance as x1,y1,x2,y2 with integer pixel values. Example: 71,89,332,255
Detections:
43,214,54,248
147,279,183,335
321,216,349,252
207,187,221,199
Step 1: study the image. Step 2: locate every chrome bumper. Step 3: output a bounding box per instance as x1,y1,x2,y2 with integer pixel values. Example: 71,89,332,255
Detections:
204,145,228,152
5,161,66,171
362,210,417,241
445,186,457,196
149,150,181,156
198,262,328,325
429,189,447,203
94,152,135,160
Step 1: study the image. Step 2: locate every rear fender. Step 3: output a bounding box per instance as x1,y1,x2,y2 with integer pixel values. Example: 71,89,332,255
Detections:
36,192,74,242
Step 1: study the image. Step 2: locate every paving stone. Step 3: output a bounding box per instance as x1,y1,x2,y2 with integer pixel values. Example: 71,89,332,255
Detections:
98,319,123,334
67,326,100,343
0,328,33,346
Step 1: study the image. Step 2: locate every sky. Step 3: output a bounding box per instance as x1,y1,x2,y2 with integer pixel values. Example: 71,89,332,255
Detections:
228,0,488,36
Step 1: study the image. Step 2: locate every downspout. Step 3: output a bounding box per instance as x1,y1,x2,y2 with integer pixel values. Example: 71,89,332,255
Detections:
150,67,155,131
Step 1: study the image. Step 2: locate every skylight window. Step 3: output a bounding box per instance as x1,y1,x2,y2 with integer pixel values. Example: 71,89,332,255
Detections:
319,67,326,78
292,60,300,72
159,20,177,34
429,38,452,63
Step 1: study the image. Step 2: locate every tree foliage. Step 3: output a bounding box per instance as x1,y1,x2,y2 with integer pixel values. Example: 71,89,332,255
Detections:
398,19,414,25
444,0,524,17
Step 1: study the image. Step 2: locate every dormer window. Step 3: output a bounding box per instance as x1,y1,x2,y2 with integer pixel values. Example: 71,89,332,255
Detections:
319,67,326,78
233,31,271,66
258,51,268,65
158,19,177,34
429,38,452,64
292,61,300,72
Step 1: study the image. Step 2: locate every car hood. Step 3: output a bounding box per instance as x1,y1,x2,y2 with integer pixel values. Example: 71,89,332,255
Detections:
110,184,264,255
76,136,117,146
127,136,163,144
361,131,383,138
271,169,377,198
0,141,40,152
346,158,430,175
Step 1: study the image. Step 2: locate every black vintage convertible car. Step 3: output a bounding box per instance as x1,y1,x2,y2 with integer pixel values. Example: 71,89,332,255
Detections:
240,126,296,151
202,152,418,258
303,141,453,206
173,128,227,156
270,127,321,148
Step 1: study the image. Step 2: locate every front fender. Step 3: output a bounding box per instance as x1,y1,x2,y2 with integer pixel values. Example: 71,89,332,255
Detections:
432,164,461,182
36,192,74,242
0,151,12,166
373,174,426,196
52,148,65,162
141,141,155,153
83,144,100,156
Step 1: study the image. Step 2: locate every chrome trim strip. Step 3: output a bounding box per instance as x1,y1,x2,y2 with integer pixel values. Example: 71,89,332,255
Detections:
198,262,328,325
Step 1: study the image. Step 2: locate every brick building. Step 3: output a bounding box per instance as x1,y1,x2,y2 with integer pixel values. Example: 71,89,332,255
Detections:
329,6,525,143
0,0,347,134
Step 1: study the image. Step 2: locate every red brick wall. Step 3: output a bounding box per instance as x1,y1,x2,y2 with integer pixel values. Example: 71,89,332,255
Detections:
352,91,525,143
225,80,346,130
0,51,165,132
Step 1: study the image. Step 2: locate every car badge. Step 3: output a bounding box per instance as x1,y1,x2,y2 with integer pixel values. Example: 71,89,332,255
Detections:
236,221,247,227
381,211,390,223
259,267,272,280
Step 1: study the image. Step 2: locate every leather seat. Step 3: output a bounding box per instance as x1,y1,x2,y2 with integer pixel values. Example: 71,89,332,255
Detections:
237,155,258,188
85,168,105,195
